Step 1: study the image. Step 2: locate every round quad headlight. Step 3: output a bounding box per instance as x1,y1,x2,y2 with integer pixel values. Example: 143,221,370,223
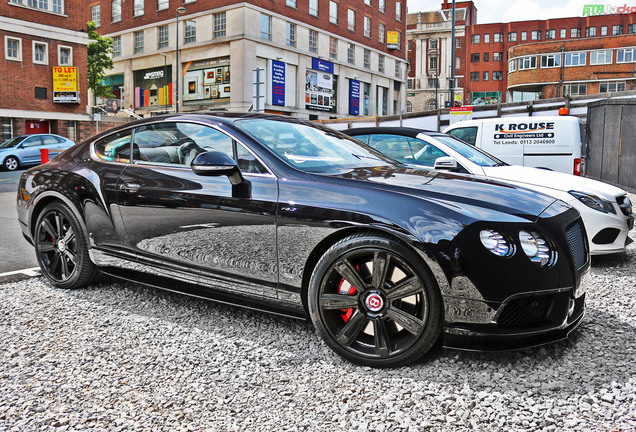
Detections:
479,229,513,257
519,230,555,266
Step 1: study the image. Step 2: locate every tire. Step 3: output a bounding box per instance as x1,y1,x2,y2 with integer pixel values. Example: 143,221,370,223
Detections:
34,202,97,289
4,156,19,171
307,233,443,367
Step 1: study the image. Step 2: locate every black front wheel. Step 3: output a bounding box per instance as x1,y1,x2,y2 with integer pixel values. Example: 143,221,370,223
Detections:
308,233,443,367
34,202,97,289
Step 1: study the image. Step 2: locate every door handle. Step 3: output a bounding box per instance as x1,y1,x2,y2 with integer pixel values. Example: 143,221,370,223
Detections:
119,183,141,192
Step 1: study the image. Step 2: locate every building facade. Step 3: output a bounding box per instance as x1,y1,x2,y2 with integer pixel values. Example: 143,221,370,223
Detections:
0,0,91,142
91,0,409,120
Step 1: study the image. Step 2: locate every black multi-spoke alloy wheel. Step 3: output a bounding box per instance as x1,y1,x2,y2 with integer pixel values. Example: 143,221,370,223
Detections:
34,202,96,289
308,233,442,367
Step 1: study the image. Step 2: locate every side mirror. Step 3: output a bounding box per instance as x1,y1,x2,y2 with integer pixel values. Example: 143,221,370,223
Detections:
191,151,243,185
434,156,460,172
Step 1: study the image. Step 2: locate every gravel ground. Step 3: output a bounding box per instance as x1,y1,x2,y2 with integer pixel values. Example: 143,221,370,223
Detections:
1,208,635,431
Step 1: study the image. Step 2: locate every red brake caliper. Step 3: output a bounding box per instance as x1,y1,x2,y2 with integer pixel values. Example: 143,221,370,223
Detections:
338,265,359,323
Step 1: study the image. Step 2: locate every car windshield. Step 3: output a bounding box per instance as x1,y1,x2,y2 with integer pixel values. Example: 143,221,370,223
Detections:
428,134,505,167
0,136,25,148
235,119,395,173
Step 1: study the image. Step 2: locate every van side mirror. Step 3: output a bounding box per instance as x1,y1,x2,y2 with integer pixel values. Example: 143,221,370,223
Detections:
191,151,244,185
434,156,460,172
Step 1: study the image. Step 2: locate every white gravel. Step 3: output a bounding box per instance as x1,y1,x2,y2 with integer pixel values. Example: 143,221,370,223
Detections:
1,202,635,431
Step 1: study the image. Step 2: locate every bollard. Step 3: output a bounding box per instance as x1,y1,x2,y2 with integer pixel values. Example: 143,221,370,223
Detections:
40,148,49,164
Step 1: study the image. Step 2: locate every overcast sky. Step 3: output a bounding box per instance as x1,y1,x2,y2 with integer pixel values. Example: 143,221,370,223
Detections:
407,0,593,24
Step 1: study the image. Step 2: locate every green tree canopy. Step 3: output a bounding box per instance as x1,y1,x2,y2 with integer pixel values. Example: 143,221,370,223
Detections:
87,21,114,106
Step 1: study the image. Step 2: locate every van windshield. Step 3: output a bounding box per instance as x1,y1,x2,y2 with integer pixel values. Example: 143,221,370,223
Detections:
431,134,506,167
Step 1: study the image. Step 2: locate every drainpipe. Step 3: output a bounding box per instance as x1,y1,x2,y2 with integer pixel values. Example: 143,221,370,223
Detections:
558,46,565,97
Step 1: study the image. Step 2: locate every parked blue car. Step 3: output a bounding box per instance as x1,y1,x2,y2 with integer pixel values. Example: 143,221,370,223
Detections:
0,134,75,171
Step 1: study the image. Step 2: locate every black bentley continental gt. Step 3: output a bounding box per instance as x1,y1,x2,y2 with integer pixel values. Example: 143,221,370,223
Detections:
17,113,590,367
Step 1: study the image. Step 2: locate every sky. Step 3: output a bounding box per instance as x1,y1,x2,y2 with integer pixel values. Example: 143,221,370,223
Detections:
406,0,597,24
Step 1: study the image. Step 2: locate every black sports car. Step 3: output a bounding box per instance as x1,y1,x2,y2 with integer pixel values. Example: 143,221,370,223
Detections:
17,113,589,367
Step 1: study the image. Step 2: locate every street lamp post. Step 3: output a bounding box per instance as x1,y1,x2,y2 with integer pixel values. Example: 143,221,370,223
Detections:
160,53,167,107
175,6,186,113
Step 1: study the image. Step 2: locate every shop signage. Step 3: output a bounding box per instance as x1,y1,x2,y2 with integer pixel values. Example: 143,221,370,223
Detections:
272,60,285,106
311,58,334,74
349,79,360,116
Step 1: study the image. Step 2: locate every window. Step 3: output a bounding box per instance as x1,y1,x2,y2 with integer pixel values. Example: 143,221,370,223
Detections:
286,0,296,7
309,29,318,53
134,31,144,54
379,23,385,43
471,34,480,44
560,28,566,38
493,52,503,62
58,46,71,65
329,37,338,59
585,27,596,37
531,30,541,41
309,0,318,16
493,33,503,42
565,52,586,66
364,16,371,38
613,25,623,35
493,71,503,80
94,130,133,163
483,71,489,81
430,39,438,49
329,1,338,24
111,0,121,22
158,0,169,11
571,28,581,38
158,25,168,49
428,78,439,88
470,72,479,81
565,83,586,96
518,56,537,70
599,81,626,93
540,53,561,67
133,0,143,16
470,53,480,62
508,32,517,42
185,19,196,43
348,9,355,31
429,56,438,70
364,48,370,69
508,59,516,72
456,37,461,48
113,36,121,57
545,29,556,39
378,54,384,73
260,14,271,40
15,0,63,13
617,48,636,63
629,24,636,34
395,2,402,21
91,5,100,26
455,56,460,69
214,12,226,38
2,118,14,141
364,0,371,5
590,50,612,65
484,34,490,43
483,52,490,62
406,101,412,113
347,43,355,64
286,22,296,47
35,87,47,99
33,41,48,64
601,25,608,36
67,121,77,143
379,0,385,13
521,31,527,41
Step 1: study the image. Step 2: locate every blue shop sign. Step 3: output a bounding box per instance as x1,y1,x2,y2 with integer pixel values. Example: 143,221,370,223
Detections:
312,58,334,74
349,79,360,116
272,60,285,106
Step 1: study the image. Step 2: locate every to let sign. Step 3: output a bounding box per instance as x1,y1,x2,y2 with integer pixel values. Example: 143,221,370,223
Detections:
52,66,79,103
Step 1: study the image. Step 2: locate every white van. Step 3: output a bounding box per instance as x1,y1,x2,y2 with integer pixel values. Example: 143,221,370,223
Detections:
443,116,584,176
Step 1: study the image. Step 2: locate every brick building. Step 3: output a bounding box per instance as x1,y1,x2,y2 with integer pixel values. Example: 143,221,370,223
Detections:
0,0,93,142
465,13,636,104
90,0,409,120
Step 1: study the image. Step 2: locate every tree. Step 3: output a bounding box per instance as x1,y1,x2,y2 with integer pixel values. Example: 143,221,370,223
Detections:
87,21,114,106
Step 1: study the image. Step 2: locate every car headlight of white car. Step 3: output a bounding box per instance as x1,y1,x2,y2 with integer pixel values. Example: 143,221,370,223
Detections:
569,191,616,214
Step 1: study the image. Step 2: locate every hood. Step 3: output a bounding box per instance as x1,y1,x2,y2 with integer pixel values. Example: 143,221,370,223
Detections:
482,165,626,200
321,166,559,220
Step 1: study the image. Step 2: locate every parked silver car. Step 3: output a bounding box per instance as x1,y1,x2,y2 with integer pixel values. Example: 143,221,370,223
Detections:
0,134,75,171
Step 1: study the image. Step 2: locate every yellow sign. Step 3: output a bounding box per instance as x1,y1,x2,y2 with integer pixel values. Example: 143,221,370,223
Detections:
387,31,399,45
52,66,78,92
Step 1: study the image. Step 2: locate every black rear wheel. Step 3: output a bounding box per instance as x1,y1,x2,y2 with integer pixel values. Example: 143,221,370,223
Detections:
34,202,96,289
308,233,443,367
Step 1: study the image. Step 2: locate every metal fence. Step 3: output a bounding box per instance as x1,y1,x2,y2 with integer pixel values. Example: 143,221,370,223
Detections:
586,99,636,192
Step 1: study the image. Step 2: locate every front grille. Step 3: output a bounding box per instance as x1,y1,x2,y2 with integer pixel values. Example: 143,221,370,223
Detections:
617,195,633,217
566,221,587,270
497,294,553,327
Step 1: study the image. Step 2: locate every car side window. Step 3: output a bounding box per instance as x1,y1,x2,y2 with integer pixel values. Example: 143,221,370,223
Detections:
368,134,426,163
448,127,478,145
351,134,370,145
94,130,133,163
41,135,60,146
411,139,450,167
22,136,42,148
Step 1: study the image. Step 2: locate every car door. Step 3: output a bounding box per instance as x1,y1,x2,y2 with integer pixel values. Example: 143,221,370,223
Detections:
115,120,279,298
18,136,43,164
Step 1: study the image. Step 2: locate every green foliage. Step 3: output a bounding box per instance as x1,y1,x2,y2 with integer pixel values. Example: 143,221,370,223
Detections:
87,21,114,105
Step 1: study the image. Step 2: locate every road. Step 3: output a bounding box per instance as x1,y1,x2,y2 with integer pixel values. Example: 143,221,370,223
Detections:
0,169,38,274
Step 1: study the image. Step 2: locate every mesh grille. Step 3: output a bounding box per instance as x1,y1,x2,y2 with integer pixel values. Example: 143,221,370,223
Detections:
497,295,552,327
566,221,587,270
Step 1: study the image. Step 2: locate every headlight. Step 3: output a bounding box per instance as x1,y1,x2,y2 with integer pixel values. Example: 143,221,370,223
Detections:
479,229,514,257
569,191,615,214
519,230,555,266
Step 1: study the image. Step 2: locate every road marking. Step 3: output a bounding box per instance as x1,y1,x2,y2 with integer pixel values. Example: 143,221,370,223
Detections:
0,178,12,182
0,267,41,278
